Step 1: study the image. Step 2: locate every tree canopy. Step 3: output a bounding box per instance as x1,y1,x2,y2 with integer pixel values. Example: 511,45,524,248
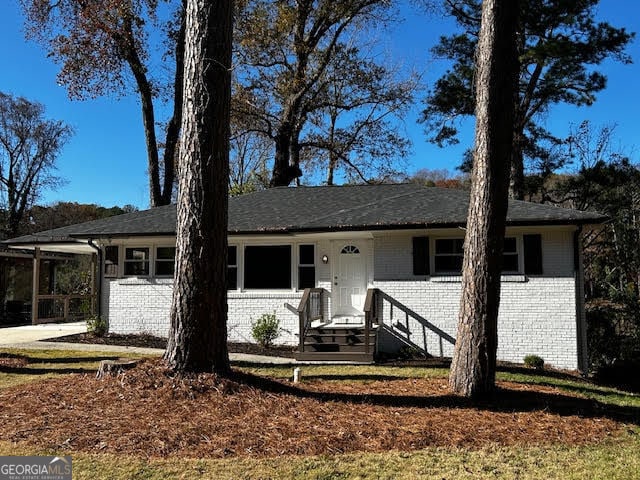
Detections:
233,0,416,186
0,92,72,238
21,0,185,206
421,0,633,199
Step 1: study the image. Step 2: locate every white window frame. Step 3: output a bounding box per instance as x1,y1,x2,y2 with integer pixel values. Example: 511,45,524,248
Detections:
433,237,464,275
123,246,151,277
431,235,523,276
228,244,239,291
297,243,316,291
103,245,120,278
502,236,520,274
154,246,176,277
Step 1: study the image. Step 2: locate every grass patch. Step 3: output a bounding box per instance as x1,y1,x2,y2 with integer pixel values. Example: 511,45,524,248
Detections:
1,348,640,478
234,362,450,381
0,348,151,389
496,370,640,408
2,433,639,479
237,362,640,410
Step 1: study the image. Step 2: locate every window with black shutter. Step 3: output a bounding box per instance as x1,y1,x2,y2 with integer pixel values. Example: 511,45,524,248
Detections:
434,238,464,274
523,234,543,275
412,236,430,275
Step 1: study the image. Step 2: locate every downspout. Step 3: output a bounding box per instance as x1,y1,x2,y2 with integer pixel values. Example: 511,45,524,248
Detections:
87,239,102,318
573,226,588,375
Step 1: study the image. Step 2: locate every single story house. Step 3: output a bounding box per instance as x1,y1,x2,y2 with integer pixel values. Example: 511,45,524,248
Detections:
6,184,606,370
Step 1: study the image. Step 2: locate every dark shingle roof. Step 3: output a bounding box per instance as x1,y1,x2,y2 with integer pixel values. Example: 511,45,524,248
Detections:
6,184,607,245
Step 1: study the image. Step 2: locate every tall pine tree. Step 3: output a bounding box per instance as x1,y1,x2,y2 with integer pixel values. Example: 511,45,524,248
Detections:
421,0,633,199
449,0,519,398
164,0,233,373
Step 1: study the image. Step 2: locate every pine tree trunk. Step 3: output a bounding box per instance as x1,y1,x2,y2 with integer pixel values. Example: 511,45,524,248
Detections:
509,132,526,200
449,0,519,398
164,0,233,373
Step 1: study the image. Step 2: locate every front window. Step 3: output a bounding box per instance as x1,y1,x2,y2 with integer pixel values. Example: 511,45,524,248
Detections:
298,244,315,289
155,247,175,276
244,245,291,289
228,246,238,290
502,237,519,272
124,247,150,276
434,238,464,274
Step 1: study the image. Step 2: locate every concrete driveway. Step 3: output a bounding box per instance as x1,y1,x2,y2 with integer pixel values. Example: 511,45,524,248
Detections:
0,321,86,346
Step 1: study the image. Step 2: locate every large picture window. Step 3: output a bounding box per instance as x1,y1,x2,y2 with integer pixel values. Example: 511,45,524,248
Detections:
244,245,291,289
124,247,150,276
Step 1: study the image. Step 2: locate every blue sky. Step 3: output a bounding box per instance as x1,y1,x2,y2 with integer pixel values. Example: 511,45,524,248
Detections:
0,0,638,210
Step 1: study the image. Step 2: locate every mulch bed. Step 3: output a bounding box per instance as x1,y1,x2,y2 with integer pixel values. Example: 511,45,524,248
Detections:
0,358,629,459
45,333,297,358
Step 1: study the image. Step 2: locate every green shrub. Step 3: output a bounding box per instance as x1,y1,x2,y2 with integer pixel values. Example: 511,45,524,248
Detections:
523,354,545,370
87,316,108,337
251,312,281,348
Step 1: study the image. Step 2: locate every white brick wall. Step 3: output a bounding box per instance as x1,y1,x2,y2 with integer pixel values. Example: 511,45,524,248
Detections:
373,277,578,369
102,227,581,369
103,278,173,337
372,228,580,370
105,278,304,345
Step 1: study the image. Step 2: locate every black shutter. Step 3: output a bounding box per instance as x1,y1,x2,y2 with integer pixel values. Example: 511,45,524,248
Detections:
523,234,543,275
413,236,430,275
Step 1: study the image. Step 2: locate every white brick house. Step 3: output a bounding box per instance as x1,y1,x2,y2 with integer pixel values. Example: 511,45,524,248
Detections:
7,184,605,370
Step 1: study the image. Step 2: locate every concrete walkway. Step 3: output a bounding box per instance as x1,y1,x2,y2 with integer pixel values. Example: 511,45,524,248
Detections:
0,321,87,345
0,321,296,364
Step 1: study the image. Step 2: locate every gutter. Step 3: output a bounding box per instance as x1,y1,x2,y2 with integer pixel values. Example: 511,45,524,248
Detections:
87,239,102,318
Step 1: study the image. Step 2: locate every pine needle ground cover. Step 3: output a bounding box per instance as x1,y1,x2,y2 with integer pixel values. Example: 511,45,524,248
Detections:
1,349,639,479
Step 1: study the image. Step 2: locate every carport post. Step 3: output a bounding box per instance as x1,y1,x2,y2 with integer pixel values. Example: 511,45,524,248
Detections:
31,247,40,325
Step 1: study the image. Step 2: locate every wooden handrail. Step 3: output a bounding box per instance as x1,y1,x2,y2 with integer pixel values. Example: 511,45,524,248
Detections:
363,288,380,355
363,288,377,315
297,288,324,353
297,289,312,313
34,293,96,324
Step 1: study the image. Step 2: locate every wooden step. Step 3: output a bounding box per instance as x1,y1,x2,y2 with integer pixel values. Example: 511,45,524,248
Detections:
294,351,375,362
305,333,376,340
307,328,369,335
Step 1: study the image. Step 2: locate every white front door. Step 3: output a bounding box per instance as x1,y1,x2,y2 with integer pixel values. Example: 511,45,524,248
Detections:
333,242,367,317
